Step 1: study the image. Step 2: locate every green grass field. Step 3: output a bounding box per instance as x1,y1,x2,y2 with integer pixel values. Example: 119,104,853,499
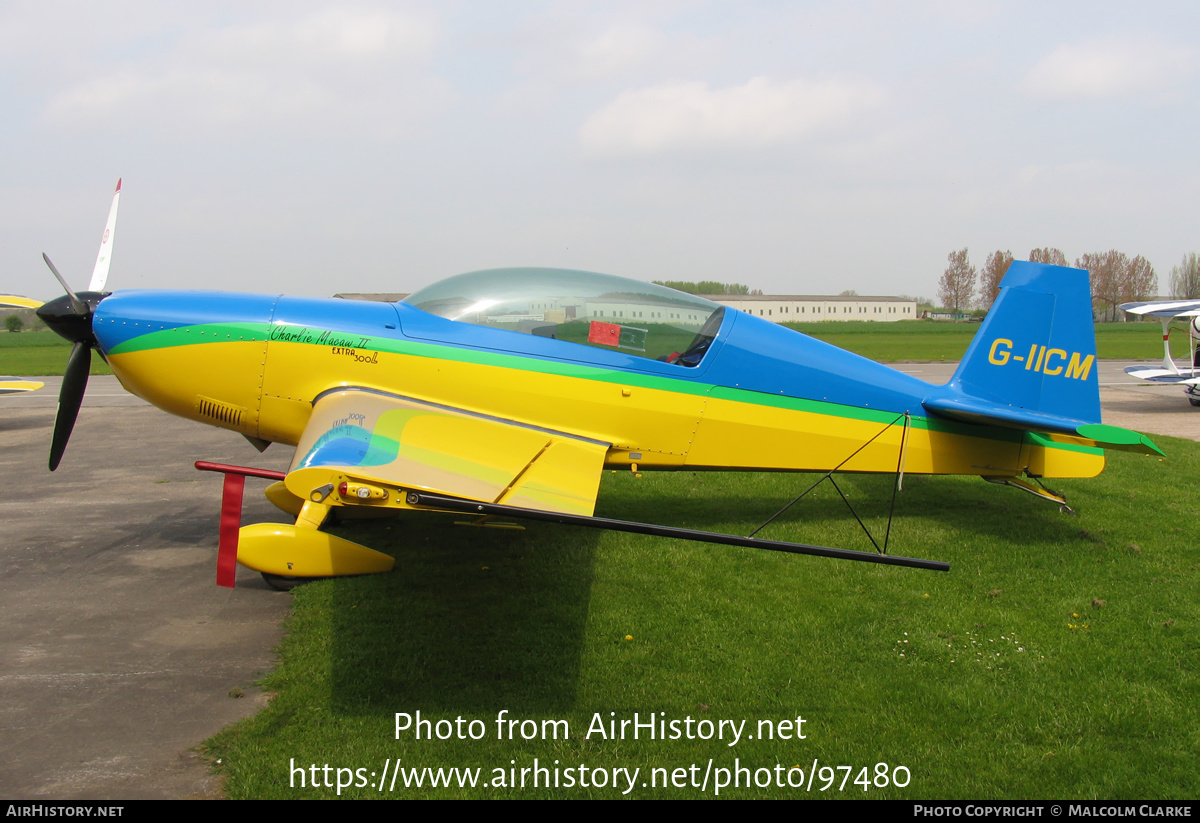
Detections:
205,443,1198,799
0,329,111,375
787,319,1184,362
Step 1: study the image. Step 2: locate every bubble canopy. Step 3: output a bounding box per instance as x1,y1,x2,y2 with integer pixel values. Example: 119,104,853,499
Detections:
403,267,725,366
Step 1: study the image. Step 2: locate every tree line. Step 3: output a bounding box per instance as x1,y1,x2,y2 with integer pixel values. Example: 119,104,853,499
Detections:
938,248,1200,321
653,281,754,295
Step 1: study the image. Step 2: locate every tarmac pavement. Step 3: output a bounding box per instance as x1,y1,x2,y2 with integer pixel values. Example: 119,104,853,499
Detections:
0,366,1194,799
1,377,292,799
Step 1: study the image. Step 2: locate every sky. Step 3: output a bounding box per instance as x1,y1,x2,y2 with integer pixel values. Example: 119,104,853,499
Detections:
2,1,1198,300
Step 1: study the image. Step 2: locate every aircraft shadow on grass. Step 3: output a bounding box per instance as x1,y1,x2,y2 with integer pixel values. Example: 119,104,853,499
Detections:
324,515,600,715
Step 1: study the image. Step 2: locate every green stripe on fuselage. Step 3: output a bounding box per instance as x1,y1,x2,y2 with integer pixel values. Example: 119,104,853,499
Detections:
107,322,270,354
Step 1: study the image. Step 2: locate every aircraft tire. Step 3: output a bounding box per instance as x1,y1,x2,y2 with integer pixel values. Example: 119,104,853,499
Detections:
261,572,317,591
1189,398,1200,407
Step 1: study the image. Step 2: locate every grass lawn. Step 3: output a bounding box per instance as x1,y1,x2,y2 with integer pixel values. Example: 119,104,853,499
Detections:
0,329,111,375
786,319,1182,362
205,442,1198,799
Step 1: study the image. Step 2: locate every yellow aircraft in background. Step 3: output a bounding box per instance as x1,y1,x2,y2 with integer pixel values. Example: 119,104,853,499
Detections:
1,296,46,395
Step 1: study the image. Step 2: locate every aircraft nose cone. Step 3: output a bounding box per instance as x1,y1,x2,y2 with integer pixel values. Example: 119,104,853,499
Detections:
37,291,108,347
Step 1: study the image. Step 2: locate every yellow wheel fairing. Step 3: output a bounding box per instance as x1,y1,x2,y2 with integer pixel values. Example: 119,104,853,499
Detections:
236,522,394,577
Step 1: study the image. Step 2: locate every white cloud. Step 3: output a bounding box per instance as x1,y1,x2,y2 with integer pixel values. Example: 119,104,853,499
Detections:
1022,35,1194,100
41,7,445,136
208,8,436,66
580,76,882,157
574,25,663,79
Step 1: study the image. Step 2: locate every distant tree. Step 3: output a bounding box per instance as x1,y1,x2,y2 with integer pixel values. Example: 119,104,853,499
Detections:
653,280,753,295
1124,254,1157,308
839,289,858,296
653,280,692,293
938,248,976,315
978,250,1013,310
1077,251,1120,321
1169,253,1200,298
1076,250,1157,321
4,314,23,333
1029,247,1068,266
898,294,935,312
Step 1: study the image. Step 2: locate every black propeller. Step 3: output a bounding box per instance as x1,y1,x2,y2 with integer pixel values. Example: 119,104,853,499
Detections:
36,256,109,471
36,179,122,471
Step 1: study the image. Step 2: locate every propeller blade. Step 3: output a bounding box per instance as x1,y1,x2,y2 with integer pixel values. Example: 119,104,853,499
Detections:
49,341,92,471
88,179,121,292
42,253,88,316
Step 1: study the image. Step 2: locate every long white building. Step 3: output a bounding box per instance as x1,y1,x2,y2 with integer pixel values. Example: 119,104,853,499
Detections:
335,292,919,324
704,294,917,322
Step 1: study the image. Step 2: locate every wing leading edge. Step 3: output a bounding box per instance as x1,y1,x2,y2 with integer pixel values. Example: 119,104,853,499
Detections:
0,378,44,395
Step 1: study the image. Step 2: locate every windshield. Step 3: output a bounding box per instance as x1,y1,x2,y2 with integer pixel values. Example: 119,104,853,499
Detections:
404,267,724,366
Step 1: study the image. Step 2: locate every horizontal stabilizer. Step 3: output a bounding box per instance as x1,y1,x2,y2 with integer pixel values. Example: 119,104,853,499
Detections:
1075,423,1164,455
923,395,1162,455
1120,300,1200,318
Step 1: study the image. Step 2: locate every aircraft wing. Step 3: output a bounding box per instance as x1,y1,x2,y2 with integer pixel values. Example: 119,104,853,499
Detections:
1124,365,1200,385
284,388,611,517
1120,300,1200,319
0,296,42,309
0,378,44,395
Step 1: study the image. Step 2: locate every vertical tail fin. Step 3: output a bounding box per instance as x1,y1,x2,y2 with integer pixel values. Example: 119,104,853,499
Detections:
923,261,1161,454
954,261,1099,422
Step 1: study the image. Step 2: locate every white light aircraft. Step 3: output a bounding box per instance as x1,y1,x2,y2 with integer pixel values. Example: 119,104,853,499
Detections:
1120,299,1200,406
